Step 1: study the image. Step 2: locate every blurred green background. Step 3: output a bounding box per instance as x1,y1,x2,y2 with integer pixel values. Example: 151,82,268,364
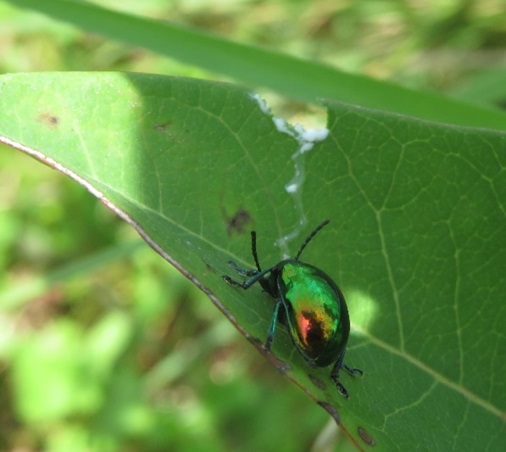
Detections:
1,1,505,451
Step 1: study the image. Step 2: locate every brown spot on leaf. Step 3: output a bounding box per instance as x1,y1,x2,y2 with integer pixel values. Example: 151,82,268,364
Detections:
317,401,341,425
203,260,217,273
358,426,376,446
225,208,251,235
308,373,327,390
37,112,59,127
153,121,172,133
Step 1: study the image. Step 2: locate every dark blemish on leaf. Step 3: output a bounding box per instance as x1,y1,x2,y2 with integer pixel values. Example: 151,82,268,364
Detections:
357,426,376,447
224,208,252,235
308,373,327,390
203,260,217,274
317,401,341,425
153,121,172,133
37,112,59,128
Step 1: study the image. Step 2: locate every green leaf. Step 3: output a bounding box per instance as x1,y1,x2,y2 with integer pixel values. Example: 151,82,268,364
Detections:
6,0,506,130
1,72,505,450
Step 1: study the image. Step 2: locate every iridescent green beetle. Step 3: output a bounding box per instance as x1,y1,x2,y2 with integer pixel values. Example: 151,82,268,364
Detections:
223,220,362,398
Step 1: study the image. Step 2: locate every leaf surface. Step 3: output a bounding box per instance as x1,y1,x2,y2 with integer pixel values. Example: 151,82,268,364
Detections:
1,72,505,450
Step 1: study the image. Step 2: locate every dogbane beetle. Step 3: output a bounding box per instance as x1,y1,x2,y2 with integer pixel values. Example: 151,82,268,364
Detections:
223,220,362,398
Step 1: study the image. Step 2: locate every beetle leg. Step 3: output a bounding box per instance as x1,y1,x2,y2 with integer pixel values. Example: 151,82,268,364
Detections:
222,275,243,287
228,260,258,277
223,265,274,289
265,299,283,351
342,363,363,377
334,380,349,399
328,352,363,398
330,359,349,398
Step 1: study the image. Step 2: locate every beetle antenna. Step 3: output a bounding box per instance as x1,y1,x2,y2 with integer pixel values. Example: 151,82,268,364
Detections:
295,220,330,261
251,231,262,272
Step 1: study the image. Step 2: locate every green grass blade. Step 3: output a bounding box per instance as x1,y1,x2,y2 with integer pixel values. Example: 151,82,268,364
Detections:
6,0,506,130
